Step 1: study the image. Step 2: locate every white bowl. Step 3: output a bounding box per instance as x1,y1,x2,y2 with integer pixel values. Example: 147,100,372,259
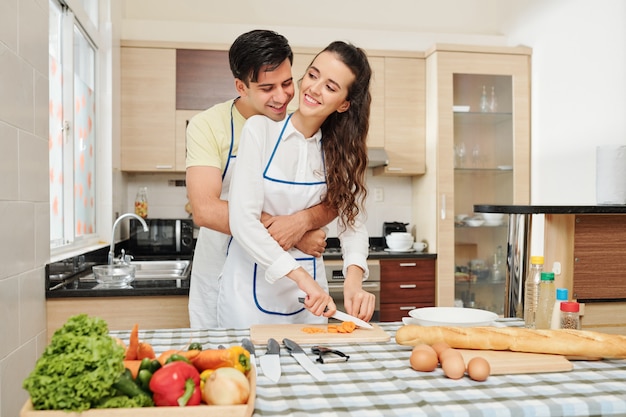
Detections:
413,241,427,252
408,306,498,327
481,213,504,222
464,219,485,227
386,232,413,240
386,234,414,251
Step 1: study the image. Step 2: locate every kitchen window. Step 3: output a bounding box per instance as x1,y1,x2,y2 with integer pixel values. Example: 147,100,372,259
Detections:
49,0,99,251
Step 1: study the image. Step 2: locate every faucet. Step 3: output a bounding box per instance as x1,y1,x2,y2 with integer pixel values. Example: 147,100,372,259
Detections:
108,213,149,265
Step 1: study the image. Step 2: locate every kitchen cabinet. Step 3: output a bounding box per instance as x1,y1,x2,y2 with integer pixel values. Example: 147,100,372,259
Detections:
379,258,435,322
121,47,178,171
414,44,531,313
372,56,426,176
46,296,189,341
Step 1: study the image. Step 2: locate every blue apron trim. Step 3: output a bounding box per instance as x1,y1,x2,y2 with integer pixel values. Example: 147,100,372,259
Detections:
263,113,326,186
252,256,318,316
221,99,238,181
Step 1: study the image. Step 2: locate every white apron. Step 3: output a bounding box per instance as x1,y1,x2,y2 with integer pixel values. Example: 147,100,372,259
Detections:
188,101,237,328
217,115,329,328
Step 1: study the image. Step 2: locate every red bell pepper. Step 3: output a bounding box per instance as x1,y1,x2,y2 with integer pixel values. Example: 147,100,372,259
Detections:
149,361,201,406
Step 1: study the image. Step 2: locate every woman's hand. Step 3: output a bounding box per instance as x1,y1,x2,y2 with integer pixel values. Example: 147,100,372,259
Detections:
343,265,376,322
288,268,336,317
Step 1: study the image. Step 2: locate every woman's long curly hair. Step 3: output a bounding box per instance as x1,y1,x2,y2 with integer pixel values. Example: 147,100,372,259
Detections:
317,41,371,231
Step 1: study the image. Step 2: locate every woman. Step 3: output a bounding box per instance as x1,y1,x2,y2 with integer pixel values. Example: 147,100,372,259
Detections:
217,41,375,328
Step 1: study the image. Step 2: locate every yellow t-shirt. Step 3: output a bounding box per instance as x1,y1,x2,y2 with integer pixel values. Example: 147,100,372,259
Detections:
185,99,246,171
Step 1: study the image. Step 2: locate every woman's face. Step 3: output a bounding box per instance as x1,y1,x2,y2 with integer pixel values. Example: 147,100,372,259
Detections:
298,51,354,118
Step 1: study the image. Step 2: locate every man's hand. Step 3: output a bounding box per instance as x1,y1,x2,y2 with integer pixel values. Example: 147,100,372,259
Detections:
295,229,327,257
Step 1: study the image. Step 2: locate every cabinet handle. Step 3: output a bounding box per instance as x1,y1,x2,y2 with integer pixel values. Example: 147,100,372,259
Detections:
399,284,417,289
399,263,417,267
400,306,416,310
155,165,173,169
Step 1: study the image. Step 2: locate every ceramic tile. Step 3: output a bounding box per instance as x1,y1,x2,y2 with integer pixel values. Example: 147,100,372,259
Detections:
1,337,36,417
0,43,34,131
18,0,48,76
34,202,50,267
0,122,19,200
20,269,47,343
34,71,48,139
0,202,35,278
0,0,18,51
0,277,20,358
19,130,49,202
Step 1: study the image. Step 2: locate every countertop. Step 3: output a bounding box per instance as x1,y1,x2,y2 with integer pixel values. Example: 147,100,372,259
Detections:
475,204,626,214
109,322,626,417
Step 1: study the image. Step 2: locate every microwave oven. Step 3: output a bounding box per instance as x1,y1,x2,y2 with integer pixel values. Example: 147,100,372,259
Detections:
128,218,194,257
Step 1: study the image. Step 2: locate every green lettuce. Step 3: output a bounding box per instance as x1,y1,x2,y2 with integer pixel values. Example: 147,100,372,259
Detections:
23,314,126,411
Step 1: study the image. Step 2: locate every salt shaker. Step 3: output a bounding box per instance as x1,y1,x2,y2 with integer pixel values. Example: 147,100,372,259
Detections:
560,301,581,330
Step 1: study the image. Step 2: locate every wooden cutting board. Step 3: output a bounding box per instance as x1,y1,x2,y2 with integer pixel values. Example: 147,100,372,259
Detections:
457,349,573,374
250,323,390,345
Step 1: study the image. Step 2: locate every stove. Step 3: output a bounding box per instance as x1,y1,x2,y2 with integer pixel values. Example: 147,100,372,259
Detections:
325,237,386,254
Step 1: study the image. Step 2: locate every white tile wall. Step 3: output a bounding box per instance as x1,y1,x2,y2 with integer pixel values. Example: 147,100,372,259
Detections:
0,0,49,415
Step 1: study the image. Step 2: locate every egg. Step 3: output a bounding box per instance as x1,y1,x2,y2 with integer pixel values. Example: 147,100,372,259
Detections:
467,356,491,382
431,342,451,359
409,345,438,372
441,352,466,379
439,347,463,364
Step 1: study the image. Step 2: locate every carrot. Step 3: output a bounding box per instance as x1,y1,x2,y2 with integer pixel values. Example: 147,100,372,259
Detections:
123,359,142,379
157,349,201,365
302,327,325,334
137,342,156,360
341,321,357,332
125,323,139,360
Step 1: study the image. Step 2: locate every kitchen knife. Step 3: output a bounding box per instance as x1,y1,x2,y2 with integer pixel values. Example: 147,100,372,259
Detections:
259,338,281,383
241,338,257,372
283,338,326,381
297,297,374,329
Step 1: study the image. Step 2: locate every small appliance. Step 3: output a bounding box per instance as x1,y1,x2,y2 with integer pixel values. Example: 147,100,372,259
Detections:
128,218,194,257
383,221,408,239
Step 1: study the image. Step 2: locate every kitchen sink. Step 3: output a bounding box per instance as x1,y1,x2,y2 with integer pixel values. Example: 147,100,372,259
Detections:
130,260,191,280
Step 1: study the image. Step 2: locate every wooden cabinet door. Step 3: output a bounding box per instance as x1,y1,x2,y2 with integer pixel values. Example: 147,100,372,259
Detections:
176,49,233,110
368,57,386,149
379,258,435,321
372,57,425,176
121,47,176,171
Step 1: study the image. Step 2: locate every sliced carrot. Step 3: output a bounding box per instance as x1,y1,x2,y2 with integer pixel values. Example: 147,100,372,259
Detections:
341,321,357,332
125,323,139,360
301,327,325,334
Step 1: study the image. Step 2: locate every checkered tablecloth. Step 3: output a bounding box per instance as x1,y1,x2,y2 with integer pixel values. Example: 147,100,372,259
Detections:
110,323,626,417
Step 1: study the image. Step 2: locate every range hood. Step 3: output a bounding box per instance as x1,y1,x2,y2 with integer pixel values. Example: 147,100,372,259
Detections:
368,147,389,168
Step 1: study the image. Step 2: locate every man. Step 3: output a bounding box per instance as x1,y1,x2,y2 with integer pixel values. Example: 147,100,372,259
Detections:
186,30,336,328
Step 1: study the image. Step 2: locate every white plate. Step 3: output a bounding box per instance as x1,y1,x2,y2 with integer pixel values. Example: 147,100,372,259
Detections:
408,307,498,327
384,248,416,253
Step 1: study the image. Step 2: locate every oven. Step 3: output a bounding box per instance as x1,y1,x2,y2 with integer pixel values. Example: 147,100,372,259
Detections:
324,259,381,322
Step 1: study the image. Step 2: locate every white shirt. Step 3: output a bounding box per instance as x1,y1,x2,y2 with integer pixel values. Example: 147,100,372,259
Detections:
229,114,369,283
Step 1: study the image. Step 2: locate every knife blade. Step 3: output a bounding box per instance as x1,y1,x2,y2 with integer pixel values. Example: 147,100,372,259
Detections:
297,297,374,329
283,338,326,381
241,338,257,372
259,338,281,382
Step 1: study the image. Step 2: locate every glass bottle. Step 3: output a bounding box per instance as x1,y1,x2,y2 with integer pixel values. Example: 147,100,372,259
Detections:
550,288,569,330
523,256,544,328
480,85,489,112
560,301,581,330
535,272,556,329
489,86,498,112
134,187,148,219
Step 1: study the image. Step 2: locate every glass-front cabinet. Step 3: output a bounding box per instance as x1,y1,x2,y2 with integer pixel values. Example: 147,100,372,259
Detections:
415,44,531,315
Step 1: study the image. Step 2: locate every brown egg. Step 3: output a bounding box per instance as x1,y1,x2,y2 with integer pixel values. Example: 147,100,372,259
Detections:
410,345,438,372
467,356,491,382
439,347,463,364
441,354,466,379
431,342,451,359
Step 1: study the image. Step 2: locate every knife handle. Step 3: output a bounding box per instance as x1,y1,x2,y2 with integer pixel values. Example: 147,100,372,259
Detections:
297,297,329,313
283,338,304,354
267,338,280,355
241,338,255,356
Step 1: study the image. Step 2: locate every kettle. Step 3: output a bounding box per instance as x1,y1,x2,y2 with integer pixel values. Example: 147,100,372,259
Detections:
383,222,408,237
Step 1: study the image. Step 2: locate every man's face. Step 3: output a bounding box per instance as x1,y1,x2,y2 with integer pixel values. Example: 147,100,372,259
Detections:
240,58,295,121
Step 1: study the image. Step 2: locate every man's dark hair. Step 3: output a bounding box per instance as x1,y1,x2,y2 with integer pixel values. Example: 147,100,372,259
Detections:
229,29,293,86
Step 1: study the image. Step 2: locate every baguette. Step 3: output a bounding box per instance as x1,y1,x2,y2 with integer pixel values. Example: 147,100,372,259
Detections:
395,325,626,359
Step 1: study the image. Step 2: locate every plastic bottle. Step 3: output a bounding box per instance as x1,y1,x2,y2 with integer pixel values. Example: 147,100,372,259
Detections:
134,187,148,219
550,288,569,330
523,256,544,329
560,301,581,330
535,272,556,329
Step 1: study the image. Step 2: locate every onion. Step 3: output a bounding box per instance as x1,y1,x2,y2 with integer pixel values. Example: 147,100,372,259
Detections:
202,367,250,405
